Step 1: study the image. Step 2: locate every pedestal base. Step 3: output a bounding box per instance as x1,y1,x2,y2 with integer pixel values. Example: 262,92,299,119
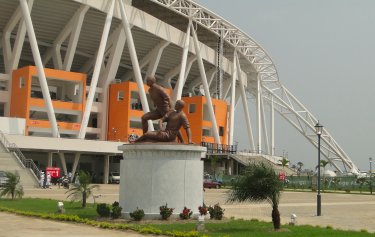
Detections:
118,144,206,219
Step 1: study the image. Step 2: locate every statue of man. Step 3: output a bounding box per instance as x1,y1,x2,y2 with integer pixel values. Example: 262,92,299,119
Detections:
135,100,192,144
141,76,172,134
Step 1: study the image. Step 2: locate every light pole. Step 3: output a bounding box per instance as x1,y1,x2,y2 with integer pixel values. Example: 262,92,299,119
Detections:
370,157,373,195
315,121,323,216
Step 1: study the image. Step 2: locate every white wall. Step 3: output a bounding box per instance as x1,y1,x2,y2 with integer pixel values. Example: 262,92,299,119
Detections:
0,117,26,135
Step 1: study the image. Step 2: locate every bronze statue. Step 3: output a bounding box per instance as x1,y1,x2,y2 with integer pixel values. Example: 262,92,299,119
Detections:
141,76,172,134
135,100,193,144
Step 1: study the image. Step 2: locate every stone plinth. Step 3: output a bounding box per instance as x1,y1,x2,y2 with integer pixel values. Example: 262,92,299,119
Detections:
118,144,206,219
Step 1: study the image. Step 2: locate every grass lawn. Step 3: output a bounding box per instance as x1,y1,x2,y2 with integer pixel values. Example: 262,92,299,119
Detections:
0,198,373,237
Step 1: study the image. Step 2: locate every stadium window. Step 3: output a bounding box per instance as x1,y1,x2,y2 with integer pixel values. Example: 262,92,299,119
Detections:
202,128,211,136
189,104,196,113
219,126,224,136
19,77,24,88
117,90,124,101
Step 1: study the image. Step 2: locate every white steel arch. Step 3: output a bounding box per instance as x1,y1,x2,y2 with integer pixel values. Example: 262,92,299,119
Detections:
148,0,359,173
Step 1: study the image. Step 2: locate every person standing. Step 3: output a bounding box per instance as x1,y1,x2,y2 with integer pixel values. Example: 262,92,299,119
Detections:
46,172,51,188
141,76,172,134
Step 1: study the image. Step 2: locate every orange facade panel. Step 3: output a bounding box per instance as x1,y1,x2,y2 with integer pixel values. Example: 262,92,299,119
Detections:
11,66,86,135
28,120,81,131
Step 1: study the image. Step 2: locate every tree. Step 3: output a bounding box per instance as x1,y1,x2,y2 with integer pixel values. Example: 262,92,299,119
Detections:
0,171,24,200
281,158,289,171
66,171,99,207
228,162,283,230
297,162,304,172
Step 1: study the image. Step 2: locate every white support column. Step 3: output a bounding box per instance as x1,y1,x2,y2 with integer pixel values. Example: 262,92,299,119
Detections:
78,0,115,139
47,152,53,167
260,91,270,154
188,68,216,95
20,0,59,137
163,55,196,88
236,56,255,151
103,155,109,184
120,40,169,81
191,24,220,144
42,5,89,70
99,27,127,140
145,41,169,79
172,19,191,103
271,96,275,156
58,153,67,175
256,74,262,153
71,152,81,180
118,0,153,131
63,6,89,71
229,51,237,145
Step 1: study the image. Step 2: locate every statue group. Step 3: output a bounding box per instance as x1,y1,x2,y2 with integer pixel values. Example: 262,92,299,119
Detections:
135,76,193,144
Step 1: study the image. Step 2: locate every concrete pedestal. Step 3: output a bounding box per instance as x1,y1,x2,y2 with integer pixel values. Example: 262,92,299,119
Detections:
118,144,206,219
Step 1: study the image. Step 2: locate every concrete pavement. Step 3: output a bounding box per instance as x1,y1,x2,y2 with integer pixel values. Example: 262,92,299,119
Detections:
2,185,375,235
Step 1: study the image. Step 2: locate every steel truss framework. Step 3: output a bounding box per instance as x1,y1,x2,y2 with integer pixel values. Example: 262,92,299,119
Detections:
0,0,359,174
148,0,359,173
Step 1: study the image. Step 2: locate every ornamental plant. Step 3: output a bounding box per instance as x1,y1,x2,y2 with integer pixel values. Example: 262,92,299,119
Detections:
159,203,174,220
111,201,122,219
208,203,224,220
96,203,110,217
179,206,192,220
198,204,208,216
129,207,145,221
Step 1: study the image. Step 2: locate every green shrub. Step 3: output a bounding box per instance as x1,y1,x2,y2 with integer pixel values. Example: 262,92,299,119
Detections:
159,203,174,220
129,207,145,221
111,201,122,219
208,203,224,220
96,203,110,217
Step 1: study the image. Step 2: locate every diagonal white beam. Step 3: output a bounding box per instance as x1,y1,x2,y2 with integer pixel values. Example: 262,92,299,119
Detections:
163,54,196,88
228,51,237,145
145,41,169,79
99,27,126,140
42,5,89,70
236,55,255,151
20,0,59,137
191,24,220,144
260,89,270,154
172,19,191,103
63,6,89,71
121,40,169,81
78,0,115,139
188,68,216,95
118,0,153,131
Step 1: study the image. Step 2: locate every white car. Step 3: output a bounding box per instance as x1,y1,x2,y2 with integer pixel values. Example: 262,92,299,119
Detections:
109,172,120,184
0,171,9,187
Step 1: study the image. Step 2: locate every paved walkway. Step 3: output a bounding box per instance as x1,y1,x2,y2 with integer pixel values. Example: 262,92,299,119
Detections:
1,185,374,235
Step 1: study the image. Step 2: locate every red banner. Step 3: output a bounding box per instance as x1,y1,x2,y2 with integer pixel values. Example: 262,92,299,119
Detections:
46,167,61,178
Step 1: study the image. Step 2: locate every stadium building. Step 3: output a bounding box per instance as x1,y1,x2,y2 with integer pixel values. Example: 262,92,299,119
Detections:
0,0,359,185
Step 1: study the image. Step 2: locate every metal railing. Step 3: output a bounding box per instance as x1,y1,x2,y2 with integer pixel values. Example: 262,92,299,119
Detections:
201,142,237,154
0,131,40,180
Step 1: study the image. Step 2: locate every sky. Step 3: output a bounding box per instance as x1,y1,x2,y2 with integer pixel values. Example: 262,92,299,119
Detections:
196,0,375,171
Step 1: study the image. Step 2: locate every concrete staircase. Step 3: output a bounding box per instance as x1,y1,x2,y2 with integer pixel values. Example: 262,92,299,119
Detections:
0,138,39,188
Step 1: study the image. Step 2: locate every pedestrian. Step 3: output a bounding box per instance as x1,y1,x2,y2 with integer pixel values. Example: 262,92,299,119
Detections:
39,171,45,188
46,172,51,188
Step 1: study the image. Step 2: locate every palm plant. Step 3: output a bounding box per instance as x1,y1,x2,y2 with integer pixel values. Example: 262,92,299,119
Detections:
0,171,24,200
228,162,283,230
281,158,289,171
66,171,99,207
297,162,304,172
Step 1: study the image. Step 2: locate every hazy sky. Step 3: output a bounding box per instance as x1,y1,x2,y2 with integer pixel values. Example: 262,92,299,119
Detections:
196,0,375,171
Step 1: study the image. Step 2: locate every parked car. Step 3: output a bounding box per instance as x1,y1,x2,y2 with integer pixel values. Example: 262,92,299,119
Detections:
203,179,221,189
0,171,9,187
109,172,120,184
